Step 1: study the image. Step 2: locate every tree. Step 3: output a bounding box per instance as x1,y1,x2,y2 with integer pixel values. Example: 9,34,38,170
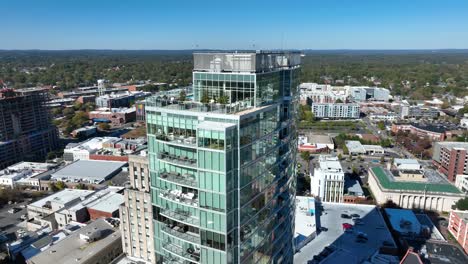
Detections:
179,90,187,101
55,181,66,190
217,95,229,104
201,90,210,104
300,151,311,172
380,156,385,164
338,153,343,160
453,197,468,210
98,123,111,130
377,121,385,130
342,144,349,155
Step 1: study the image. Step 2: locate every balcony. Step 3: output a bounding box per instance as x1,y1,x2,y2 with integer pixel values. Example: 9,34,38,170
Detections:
160,208,200,226
160,171,197,188
158,152,197,168
157,133,197,147
162,242,201,263
161,224,201,244
159,189,199,207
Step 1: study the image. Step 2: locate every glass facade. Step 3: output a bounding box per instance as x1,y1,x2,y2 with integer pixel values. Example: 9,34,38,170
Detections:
146,52,300,264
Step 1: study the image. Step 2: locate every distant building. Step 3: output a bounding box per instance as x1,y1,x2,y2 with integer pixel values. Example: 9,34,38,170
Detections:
368,167,463,212
0,88,59,169
348,87,390,102
311,103,360,119
63,137,121,162
89,108,136,127
432,141,468,182
95,92,135,108
298,134,334,153
0,162,56,188
27,218,122,264
119,150,155,263
70,126,97,138
400,105,439,119
310,155,344,203
51,160,126,184
448,210,468,254
345,140,385,156
391,123,446,141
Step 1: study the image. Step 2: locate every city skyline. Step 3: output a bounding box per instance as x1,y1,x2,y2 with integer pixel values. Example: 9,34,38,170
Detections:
2,0,468,50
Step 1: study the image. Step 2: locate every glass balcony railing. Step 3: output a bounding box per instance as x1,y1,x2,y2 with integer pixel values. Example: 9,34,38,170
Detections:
156,133,197,147
162,242,201,263
161,224,201,244
160,208,200,226
159,189,199,207
160,171,197,188
158,152,197,168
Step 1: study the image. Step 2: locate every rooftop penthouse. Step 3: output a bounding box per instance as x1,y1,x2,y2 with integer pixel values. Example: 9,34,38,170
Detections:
193,51,301,73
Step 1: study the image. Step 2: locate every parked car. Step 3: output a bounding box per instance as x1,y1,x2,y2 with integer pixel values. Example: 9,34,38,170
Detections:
8,208,21,214
319,227,328,232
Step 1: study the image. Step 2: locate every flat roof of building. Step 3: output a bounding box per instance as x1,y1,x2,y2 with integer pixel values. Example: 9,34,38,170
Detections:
307,134,334,145
29,189,95,209
317,155,343,172
65,137,121,152
384,208,421,234
51,160,125,183
345,140,366,153
370,167,462,194
28,218,121,264
294,203,396,264
85,192,124,213
294,197,316,245
394,159,420,165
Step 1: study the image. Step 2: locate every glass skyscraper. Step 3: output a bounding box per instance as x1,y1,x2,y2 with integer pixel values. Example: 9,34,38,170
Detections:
146,51,301,264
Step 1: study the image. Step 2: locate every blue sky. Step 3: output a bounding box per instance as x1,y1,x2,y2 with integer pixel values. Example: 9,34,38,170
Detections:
2,0,468,50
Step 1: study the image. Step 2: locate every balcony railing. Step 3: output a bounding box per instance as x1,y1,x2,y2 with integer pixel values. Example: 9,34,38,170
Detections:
158,152,197,168
162,242,201,263
160,208,200,226
159,189,199,207
160,171,197,188
156,133,197,147
161,224,201,244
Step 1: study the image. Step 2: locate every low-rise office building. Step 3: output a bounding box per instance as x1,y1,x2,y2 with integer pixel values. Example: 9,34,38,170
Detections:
448,210,468,254
311,103,360,119
345,140,385,156
368,167,464,212
51,160,126,184
63,137,121,162
0,162,56,188
310,155,344,203
400,105,440,119
89,108,136,127
95,92,135,108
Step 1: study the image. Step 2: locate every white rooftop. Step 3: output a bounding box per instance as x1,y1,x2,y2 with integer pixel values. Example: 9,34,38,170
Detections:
86,192,124,213
51,160,125,184
317,155,343,173
29,189,95,209
294,196,317,247
345,140,366,153
65,137,120,152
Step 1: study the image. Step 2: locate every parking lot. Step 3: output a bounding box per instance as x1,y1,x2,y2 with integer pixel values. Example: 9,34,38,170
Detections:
294,203,396,264
0,200,29,239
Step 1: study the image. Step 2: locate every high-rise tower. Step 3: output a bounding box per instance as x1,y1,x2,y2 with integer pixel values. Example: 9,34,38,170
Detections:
146,51,301,264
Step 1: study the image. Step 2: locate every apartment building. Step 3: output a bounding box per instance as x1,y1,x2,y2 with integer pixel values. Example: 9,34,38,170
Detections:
146,51,300,263
433,142,468,182
311,103,360,119
310,155,344,203
448,210,468,254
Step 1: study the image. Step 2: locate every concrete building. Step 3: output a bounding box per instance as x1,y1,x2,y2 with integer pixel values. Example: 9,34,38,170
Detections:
63,137,121,162
0,88,59,169
27,218,122,264
310,155,344,203
400,105,439,119
311,103,359,119
455,174,468,193
27,189,95,230
0,162,56,188
393,159,422,171
368,167,464,212
433,141,468,182
95,92,135,108
348,87,390,102
89,108,136,127
146,51,300,263
448,210,468,254
119,150,154,263
51,160,126,184
70,126,97,138
298,134,334,153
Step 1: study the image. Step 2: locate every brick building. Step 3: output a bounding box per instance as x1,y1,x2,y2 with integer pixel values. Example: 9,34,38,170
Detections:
448,210,468,254
89,108,136,127
391,123,446,141
433,142,468,182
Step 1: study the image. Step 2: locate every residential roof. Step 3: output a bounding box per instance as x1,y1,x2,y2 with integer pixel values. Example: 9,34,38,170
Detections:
371,167,462,194
51,160,125,184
